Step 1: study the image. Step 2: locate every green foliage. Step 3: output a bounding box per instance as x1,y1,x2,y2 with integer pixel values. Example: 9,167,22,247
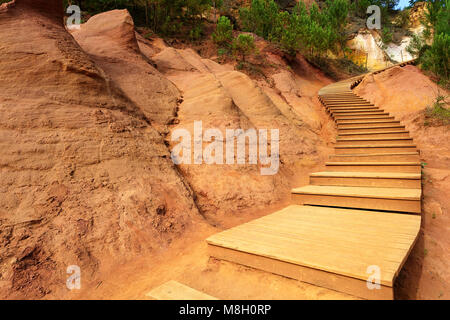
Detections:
65,0,212,37
212,16,233,47
381,27,393,44
425,94,450,124
218,48,228,56
421,32,449,79
407,33,429,56
269,0,350,57
397,8,411,28
271,9,303,55
423,0,447,37
324,0,351,53
352,0,372,18
239,0,279,39
410,0,449,81
232,34,256,62
189,25,204,41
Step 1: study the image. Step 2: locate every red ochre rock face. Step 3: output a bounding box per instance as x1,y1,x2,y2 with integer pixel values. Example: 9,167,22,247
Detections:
17,0,64,21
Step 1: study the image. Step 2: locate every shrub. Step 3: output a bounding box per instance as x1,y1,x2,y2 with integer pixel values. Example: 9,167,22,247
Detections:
397,9,411,28
411,0,450,81
421,32,449,79
189,25,203,41
233,34,256,62
381,27,393,45
271,11,303,55
270,0,349,57
425,94,450,124
212,16,233,47
239,0,279,39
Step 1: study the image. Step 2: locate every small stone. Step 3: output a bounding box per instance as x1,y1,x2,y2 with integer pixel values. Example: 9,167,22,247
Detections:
156,205,166,216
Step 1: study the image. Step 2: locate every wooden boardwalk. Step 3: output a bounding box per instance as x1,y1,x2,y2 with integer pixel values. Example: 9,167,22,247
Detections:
206,61,422,300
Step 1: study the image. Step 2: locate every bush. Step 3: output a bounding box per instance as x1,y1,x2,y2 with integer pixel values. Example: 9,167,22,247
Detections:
270,1,349,57
421,32,449,79
352,0,372,18
381,27,393,45
189,25,203,41
409,0,449,81
212,16,233,47
64,0,211,38
233,34,256,62
239,0,279,39
271,11,303,55
397,9,411,28
425,94,450,124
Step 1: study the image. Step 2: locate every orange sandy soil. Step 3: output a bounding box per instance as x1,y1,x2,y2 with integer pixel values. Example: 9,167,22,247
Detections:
0,3,349,300
66,10,347,300
355,66,450,300
68,202,354,300
1,2,446,300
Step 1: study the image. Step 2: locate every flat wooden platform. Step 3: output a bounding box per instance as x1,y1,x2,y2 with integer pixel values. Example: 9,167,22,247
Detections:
207,205,421,300
146,281,217,300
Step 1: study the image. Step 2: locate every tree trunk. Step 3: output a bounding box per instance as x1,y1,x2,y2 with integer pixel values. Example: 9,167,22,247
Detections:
145,0,149,26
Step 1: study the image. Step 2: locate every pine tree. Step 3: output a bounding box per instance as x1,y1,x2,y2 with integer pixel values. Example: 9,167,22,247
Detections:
233,34,256,62
212,16,233,48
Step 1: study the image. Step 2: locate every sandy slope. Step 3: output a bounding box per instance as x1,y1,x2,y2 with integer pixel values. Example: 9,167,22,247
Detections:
0,3,343,299
0,1,206,299
3,2,446,301
355,65,450,300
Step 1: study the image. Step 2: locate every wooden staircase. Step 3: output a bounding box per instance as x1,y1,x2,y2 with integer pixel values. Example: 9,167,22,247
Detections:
146,61,421,300
205,61,421,300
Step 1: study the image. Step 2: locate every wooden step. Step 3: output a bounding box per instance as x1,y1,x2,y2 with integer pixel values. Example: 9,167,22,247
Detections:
330,152,421,162
207,205,421,300
323,98,370,101
334,115,393,120
146,281,218,300
321,95,357,98
321,94,364,98
337,117,396,124
322,96,362,100
338,131,411,139
329,108,382,113
324,101,369,105
320,93,356,96
331,111,386,116
291,185,421,213
322,98,368,103
328,105,380,109
325,162,421,173
336,137,414,146
327,103,374,107
338,121,401,129
324,100,372,104
322,96,366,99
338,125,406,133
335,144,417,154
310,171,421,188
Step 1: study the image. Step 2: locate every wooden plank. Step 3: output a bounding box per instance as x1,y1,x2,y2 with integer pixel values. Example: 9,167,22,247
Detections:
335,146,418,154
310,172,421,188
291,185,421,201
292,193,421,213
329,153,420,162
208,245,394,300
207,205,420,294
